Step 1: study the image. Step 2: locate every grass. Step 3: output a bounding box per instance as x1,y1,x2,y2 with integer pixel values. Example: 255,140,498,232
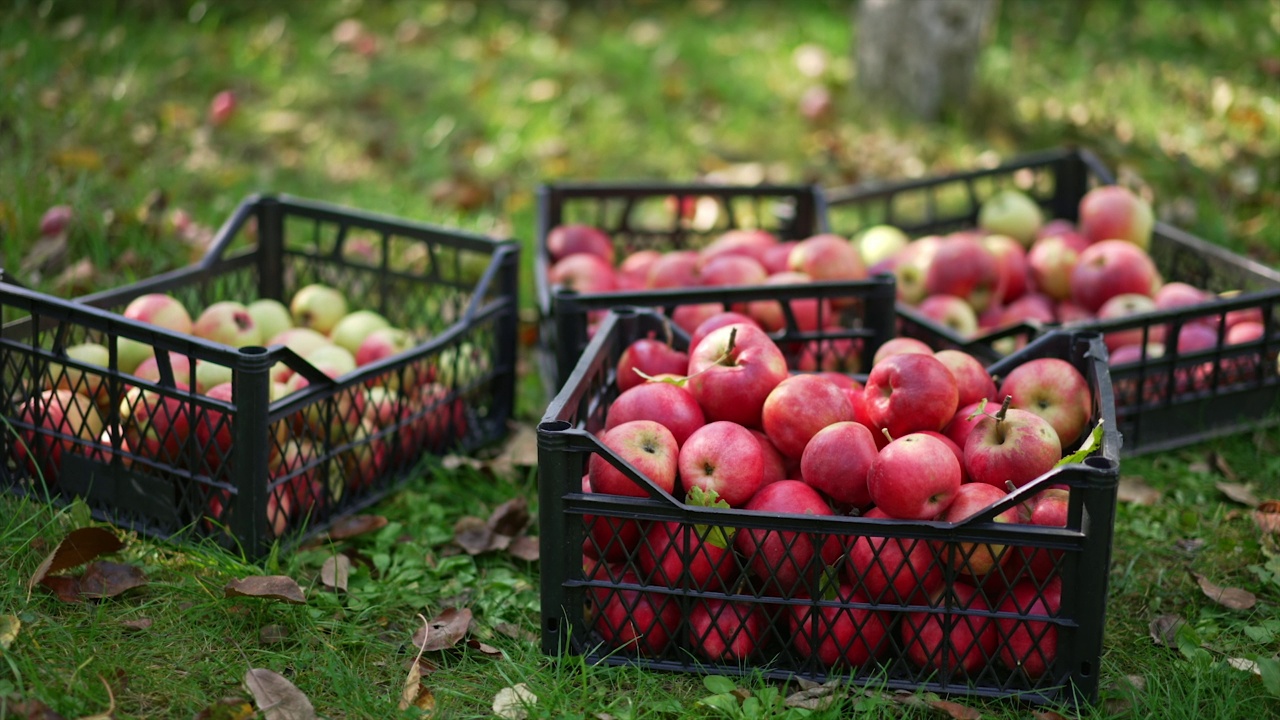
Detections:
2,0,1280,717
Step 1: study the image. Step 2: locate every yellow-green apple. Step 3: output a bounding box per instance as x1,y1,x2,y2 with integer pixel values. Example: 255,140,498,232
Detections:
590,568,681,657
646,250,700,289
290,283,349,334
588,419,679,498
744,273,831,332
690,599,766,662
354,326,416,367
1079,185,1153,249
925,235,1001,313
788,583,891,668
120,383,192,464
998,358,1092,448
917,294,980,338
193,301,262,348
933,349,998,409
894,235,942,305
940,482,1020,578
246,299,293,346
979,189,1043,245
761,374,854,459
871,337,933,366
997,577,1062,679
688,311,760,355
305,344,357,376
547,224,615,264
14,388,104,482
698,254,768,287
856,224,911,268
193,360,234,394
800,420,877,509
678,420,764,507
867,433,962,520
863,353,959,438
272,438,322,514
964,397,1062,489
983,234,1031,303
329,310,391,355
50,342,110,409
616,336,689,392
788,233,867,284
734,480,841,596
686,324,788,428
1027,236,1081,302
639,509,738,591
1069,239,1159,314
605,381,705,447
1096,293,1161,351
269,327,331,357
900,582,997,676
847,506,945,604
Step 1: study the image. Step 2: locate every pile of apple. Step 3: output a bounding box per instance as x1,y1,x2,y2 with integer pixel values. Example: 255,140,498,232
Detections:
579,310,1097,680
545,222,873,343
11,283,468,537
856,185,1267,371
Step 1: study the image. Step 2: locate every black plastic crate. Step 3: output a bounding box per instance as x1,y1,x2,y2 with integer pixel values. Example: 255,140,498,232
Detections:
823,147,1280,455
535,182,833,395
1,194,519,556
537,307,1121,707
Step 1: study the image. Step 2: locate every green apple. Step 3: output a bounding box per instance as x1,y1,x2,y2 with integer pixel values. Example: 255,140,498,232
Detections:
329,310,391,355
247,298,293,345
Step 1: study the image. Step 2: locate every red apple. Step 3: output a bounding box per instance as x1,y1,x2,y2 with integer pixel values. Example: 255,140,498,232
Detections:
983,234,1031,303
788,583,891,668
617,249,662,286
925,236,1000,313
647,250,700,289
745,272,831,333
671,303,727,338
847,507,945,604
1097,293,1162,352
800,421,877,509
941,400,992,453
1079,185,1153,249
901,582,998,676
863,353,959,438
998,358,1092,449
193,301,262,348
120,383,192,464
698,229,778,267
933,349,998,409
549,253,618,294
678,421,764,507
686,324,788,428
761,374,854,459
867,433,962,520
194,382,236,475
734,480,840,596
940,482,1020,578
639,518,739,592
749,429,791,487
616,336,689,392
1012,488,1069,583
690,599,767,662
1069,240,1159,314
1026,236,1081,302
590,570,681,657
761,240,799,274
964,397,1062,489
580,476,642,562
699,254,768,287
894,236,943,305
13,388,104,482
588,420,679,498
688,311,760,355
547,224,615,264
917,295,980,338
997,578,1063,679
606,381,705,447
1000,292,1057,327
789,233,867,284
871,337,934,366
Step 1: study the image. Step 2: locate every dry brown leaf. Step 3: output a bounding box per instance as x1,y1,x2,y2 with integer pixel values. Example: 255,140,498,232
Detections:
27,527,123,595
80,561,147,599
441,454,485,471
400,615,438,712
928,698,982,719
120,618,152,632
260,625,288,645
4,697,67,719
1227,657,1262,674
1149,614,1187,648
244,669,316,720
1218,482,1260,508
495,622,537,643
1,614,19,650
488,497,531,536
413,607,472,652
492,683,537,719
1117,476,1161,505
1191,571,1257,610
784,680,843,709
454,516,495,555
225,576,306,604
39,575,84,603
326,514,388,541
508,535,540,562
192,697,255,720
489,424,539,477
320,555,350,592
467,639,504,659
1211,452,1238,480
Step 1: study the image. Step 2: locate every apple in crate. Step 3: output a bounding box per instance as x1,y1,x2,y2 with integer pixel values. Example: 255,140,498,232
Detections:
617,249,661,287
194,301,262,348
940,482,1020,578
925,235,1001,313
964,397,1062,490
588,420,679,498
999,358,1092,448
616,336,688,393
801,421,877,510
867,433,961,520
997,577,1063,679
848,507,945,605
133,352,194,387
699,254,767,287
856,224,910,268
893,235,942,305
863,353,959,439
194,382,236,475
1008,488,1069,583
678,421,763,508
638,497,738,591
690,599,767,663
414,383,469,451
1096,293,1161,352
789,233,867,284
788,581,891,668
580,475,642,562
1070,240,1159,314
917,294,979,338
1027,235,1082,302
901,582,998,676
13,389,105,482
984,234,1031,303
734,480,840,597
933,349,998,410
120,383,192,464
606,381,704,447
246,299,293,347
1079,185,1153,250
547,224,615,264
979,189,1043,246
589,568,681,657
115,293,194,374
744,273,832,333
647,250,699,289
290,284,349,334
339,419,390,493
762,374,854,460
698,228,777,267
686,324,788,429
871,337,933,366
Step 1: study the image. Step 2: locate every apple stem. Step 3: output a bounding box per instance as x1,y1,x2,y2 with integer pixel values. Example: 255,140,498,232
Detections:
995,395,1012,444
725,326,737,357
880,428,893,445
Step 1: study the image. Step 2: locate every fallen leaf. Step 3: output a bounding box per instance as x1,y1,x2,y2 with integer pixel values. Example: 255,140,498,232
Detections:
507,535,540,562
320,555,350,592
27,527,123,595
1150,614,1187,648
120,618,152,632
1191,571,1257,610
441,454,485,471
3,697,67,719
1217,481,1261,507
400,615,437,712
244,668,317,720
928,698,981,719
413,607,472,652
1211,451,1237,479
495,622,537,642
1,614,19,649
488,424,539,477
1188,460,1211,474
225,576,306,604
1253,500,1280,535
80,561,146,599
467,639,504,659
72,676,116,720
1176,538,1206,553
1228,657,1262,674
1118,476,1161,505
454,515,495,555
492,683,537,720
326,514,388,541
784,680,843,709
259,625,288,645
488,497,531,537
192,697,255,720
39,575,84,603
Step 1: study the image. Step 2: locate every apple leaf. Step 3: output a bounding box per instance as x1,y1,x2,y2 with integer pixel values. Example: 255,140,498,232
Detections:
686,487,734,549
1056,420,1104,467
631,366,688,387
966,397,989,421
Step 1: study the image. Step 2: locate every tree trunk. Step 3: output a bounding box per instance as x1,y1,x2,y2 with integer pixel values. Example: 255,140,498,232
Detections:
854,0,999,121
